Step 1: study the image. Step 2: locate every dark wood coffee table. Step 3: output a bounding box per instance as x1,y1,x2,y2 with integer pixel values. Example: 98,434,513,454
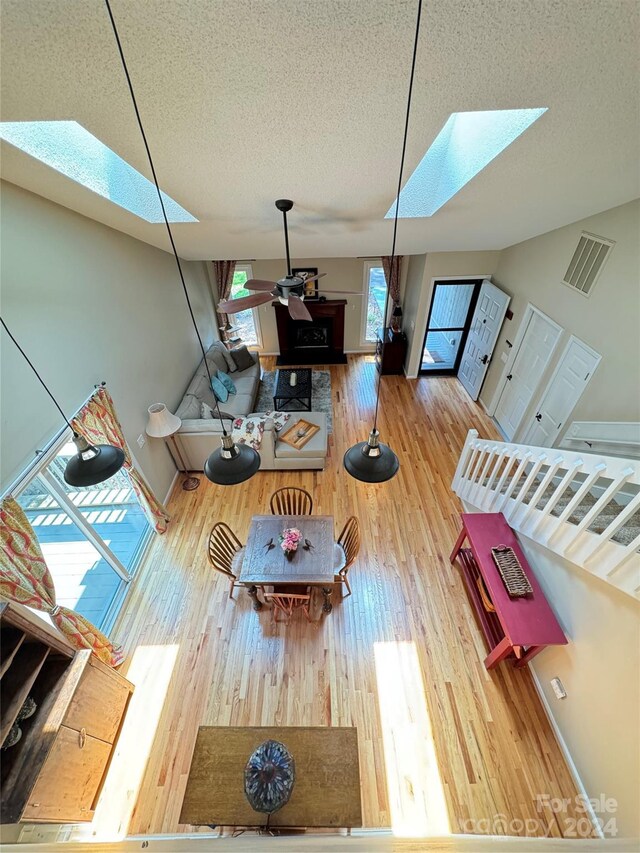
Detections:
273,368,312,411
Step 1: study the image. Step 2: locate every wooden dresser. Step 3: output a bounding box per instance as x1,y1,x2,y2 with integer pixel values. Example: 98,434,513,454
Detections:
0,601,133,823
375,327,407,375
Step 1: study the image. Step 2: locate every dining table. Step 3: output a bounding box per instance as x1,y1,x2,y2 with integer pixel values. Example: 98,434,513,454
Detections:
238,514,336,612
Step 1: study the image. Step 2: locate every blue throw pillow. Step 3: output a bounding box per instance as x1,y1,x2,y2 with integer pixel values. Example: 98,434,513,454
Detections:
210,375,229,403
217,370,237,395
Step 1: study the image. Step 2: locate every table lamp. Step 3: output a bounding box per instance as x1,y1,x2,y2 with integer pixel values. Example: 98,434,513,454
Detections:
146,403,199,491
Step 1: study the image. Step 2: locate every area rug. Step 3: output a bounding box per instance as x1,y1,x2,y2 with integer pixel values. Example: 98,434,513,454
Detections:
255,370,333,433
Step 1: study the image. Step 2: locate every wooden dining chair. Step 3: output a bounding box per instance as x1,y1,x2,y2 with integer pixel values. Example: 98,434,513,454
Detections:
269,486,314,516
207,521,244,599
264,585,312,623
333,516,360,598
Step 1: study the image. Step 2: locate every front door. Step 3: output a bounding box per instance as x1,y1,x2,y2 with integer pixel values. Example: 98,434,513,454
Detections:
457,280,510,400
521,336,601,446
494,309,562,440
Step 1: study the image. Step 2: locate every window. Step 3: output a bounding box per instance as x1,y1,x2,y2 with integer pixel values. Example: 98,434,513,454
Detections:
226,264,262,348
362,262,387,344
0,121,197,224
386,108,547,218
13,432,152,632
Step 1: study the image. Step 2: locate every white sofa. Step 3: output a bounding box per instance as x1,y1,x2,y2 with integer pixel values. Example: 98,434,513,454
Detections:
173,343,327,471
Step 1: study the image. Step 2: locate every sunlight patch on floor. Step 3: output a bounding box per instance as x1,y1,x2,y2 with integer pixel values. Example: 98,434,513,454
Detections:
73,643,179,842
374,641,450,837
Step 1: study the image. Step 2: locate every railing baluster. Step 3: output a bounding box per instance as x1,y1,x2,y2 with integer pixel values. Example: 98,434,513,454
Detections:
498,451,533,512
530,459,583,535
517,456,564,528
547,463,608,544
481,448,508,510
581,487,640,563
564,467,635,555
504,453,547,523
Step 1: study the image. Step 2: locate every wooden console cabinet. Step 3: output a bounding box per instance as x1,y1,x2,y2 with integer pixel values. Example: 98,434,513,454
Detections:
0,601,133,823
375,327,407,375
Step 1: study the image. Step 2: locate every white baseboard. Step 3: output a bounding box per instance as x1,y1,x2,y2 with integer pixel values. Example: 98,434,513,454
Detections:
528,667,604,839
163,470,180,504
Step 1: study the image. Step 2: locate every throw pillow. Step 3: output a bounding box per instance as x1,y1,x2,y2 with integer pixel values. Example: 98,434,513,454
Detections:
217,370,237,395
261,410,291,432
206,350,227,374
211,341,237,372
230,344,257,372
175,393,201,420
210,374,229,403
201,401,215,419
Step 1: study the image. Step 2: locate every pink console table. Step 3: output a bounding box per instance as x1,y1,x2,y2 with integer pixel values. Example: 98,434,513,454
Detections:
450,512,567,669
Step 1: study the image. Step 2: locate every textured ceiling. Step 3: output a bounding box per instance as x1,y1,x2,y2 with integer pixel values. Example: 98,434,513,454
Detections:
1,0,638,260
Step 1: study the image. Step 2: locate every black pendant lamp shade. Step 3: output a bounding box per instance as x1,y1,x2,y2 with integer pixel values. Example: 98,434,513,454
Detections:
105,0,260,486
64,434,126,487
204,435,261,486
343,429,399,484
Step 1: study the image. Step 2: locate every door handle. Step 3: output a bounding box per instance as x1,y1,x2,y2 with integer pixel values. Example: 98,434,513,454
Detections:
480,354,489,365
535,413,542,422
506,373,513,381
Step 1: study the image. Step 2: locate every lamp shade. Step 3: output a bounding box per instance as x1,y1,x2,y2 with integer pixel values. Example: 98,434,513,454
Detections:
204,434,261,486
146,403,181,438
64,435,126,487
343,429,399,483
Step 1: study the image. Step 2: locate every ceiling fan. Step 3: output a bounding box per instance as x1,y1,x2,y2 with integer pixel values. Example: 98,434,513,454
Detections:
218,199,361,322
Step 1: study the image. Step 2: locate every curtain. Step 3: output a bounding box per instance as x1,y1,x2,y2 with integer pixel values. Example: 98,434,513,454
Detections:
0,497,124,667
381,255,403,305
213,260,237,327
72,387,170,534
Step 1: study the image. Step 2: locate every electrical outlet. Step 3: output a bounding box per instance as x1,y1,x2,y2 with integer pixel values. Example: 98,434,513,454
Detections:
136,434,146,449
550,677,567,699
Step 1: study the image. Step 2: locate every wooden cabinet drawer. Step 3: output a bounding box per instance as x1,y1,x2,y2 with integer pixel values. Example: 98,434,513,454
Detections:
22,725,112,822
63,660,130,743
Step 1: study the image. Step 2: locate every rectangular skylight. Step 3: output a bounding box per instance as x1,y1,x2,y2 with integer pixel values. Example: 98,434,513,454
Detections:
0,120,197,223
386,108,547,218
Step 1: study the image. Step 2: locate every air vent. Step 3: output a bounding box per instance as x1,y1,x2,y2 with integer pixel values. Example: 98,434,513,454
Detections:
562,232,614,297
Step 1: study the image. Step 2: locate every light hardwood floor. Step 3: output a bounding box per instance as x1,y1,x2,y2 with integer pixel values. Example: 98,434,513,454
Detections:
97,356,589,839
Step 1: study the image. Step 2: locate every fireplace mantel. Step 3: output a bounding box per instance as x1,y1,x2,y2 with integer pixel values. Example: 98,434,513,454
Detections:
273,299,348,365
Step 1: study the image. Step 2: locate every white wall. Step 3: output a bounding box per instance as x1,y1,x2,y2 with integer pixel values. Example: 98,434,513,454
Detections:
402,251,502,377
0,181,216,500
246,257,407,354
515,533,639,839
481,200,640,437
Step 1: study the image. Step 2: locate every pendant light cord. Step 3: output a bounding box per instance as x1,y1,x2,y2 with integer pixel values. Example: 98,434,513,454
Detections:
373,0,422,431
0,317,75,433
104,0,229,436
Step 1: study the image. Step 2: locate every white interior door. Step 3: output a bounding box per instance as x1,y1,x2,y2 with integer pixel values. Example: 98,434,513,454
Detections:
494,310,562,439
521,336,601,446
457,280,510,400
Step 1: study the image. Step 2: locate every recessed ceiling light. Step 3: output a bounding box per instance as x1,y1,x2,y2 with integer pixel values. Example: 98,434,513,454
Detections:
0,120,198,223
386,108,548,218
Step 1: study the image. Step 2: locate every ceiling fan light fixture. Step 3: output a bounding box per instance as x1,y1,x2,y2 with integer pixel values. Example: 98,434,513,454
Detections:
343,429,399,484
204,434,261,486
64,433,126,487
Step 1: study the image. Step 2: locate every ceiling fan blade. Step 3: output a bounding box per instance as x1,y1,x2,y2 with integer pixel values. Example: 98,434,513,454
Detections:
245,279,279,292
288,294,313,321
301,272,327,284
219,292,274,313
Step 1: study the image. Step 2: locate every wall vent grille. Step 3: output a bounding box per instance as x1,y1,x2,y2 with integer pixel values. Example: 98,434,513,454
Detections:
562,231,614,297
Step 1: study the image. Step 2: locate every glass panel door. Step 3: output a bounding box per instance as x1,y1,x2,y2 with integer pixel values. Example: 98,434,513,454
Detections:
420,281,478,373
16,479,125,628
46,440,150,578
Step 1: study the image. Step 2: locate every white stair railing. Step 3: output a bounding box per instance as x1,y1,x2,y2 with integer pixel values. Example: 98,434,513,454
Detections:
452,429,640,600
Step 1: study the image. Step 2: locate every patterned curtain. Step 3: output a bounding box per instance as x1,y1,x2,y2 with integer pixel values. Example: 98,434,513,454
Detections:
71,387,170,534
0,497,124,667
381,256,403,305
213,260,237,326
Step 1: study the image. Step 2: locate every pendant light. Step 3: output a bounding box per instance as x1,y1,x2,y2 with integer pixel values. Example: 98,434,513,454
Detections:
0,319,125,487
104,0,259,485
344,0,422,484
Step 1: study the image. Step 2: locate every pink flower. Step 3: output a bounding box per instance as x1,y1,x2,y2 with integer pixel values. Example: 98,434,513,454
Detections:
279,527,302,552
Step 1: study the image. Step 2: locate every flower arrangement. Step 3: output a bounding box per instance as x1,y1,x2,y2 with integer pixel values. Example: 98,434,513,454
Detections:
279,527,302,559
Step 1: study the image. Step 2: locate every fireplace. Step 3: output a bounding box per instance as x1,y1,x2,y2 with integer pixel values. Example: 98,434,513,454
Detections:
274,299,347,365
296,322,331,349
